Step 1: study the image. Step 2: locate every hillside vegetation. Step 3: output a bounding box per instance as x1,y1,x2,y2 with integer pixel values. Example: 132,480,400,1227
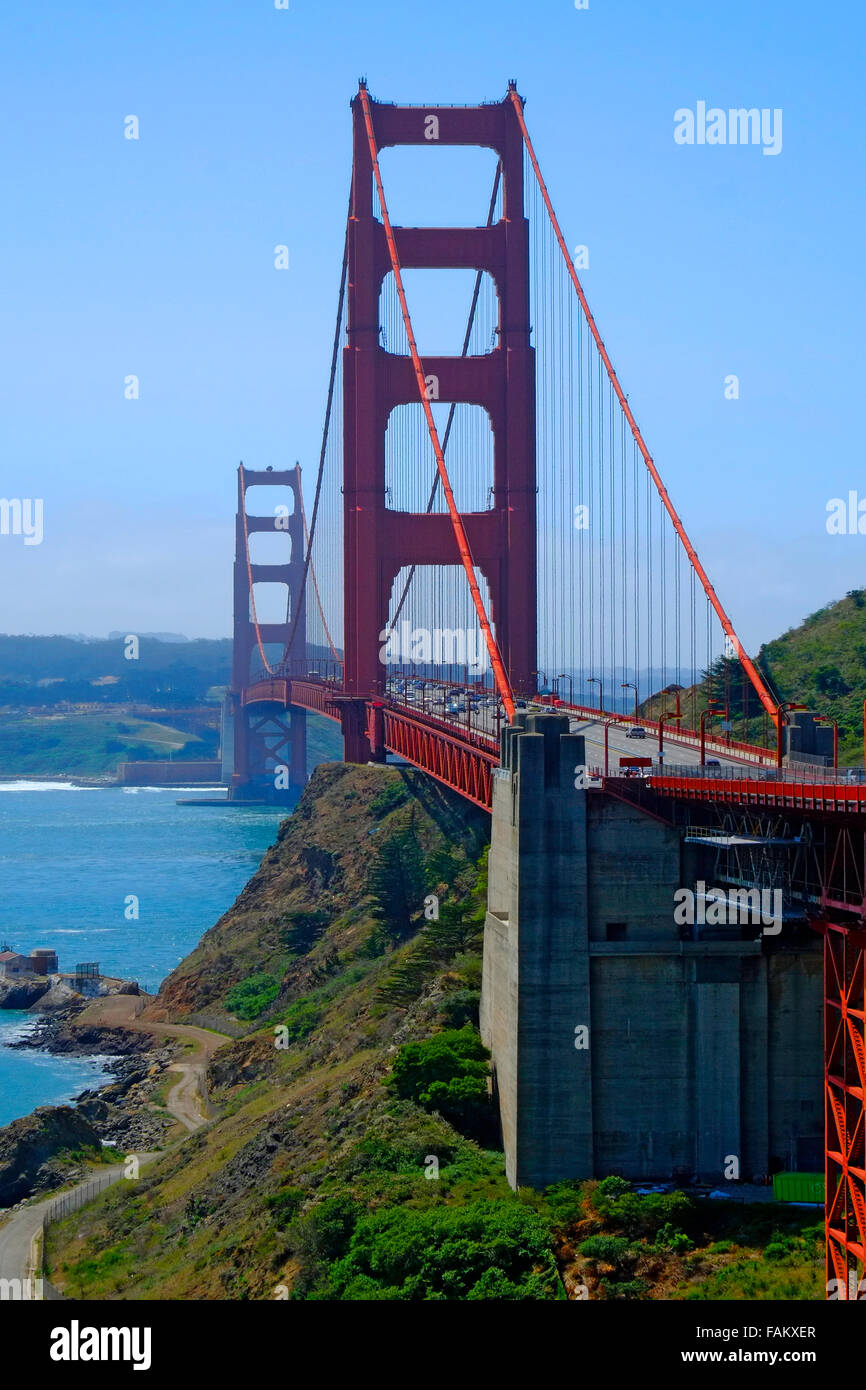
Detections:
43,763,823,1300
0,706,340,779
0,712,217,777
642,588,866,762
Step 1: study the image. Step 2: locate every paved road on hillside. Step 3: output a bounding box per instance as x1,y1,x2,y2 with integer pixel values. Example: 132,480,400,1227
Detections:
0,1165,130,1297
0,998,229,1295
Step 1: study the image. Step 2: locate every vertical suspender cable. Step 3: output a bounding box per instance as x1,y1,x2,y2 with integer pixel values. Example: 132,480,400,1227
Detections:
509,89,778,729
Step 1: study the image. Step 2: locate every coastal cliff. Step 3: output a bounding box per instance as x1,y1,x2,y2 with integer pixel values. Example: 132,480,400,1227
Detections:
42,763,825,1301
0,1106,103,1206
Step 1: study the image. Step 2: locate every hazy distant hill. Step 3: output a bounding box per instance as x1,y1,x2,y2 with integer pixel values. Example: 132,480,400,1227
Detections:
0,634,231,688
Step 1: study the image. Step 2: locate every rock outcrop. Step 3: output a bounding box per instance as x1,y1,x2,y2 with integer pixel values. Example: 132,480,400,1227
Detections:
0,1106,102,1206
0,977,51,1010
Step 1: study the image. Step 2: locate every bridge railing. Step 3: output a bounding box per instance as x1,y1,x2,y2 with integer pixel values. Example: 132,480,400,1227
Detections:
649,763,866,786
556,700,775,765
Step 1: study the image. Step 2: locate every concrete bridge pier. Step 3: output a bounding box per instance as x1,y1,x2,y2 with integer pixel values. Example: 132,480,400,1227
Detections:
481,712,592,1188
480,712,823,1191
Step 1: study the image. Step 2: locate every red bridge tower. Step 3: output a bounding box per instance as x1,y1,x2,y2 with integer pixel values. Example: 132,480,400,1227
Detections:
230,465,307,800
341,85,536,761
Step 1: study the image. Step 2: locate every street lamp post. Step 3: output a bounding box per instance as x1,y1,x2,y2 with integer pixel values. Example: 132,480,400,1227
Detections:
557,673,574,705
602,718,620,777
531,670,547,698
658,709,682,764
587,676,603,712
698,704,726,766
621,682,639,722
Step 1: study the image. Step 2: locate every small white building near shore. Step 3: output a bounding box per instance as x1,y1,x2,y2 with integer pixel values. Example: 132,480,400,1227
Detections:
0,950,34,979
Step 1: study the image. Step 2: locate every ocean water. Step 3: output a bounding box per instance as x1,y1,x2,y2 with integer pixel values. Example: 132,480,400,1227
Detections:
0,1011,117,1129
0,784,287,1128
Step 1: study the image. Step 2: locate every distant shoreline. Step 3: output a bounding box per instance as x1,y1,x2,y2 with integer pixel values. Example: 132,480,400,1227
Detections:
0,774,117,788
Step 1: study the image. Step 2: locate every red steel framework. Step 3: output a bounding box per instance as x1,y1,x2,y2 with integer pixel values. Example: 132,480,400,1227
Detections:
822,919,866,1298
619,769,866,1296
342,84,536,760
231,466,307,795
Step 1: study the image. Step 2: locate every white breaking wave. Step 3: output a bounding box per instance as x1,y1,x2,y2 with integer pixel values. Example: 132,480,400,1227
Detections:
52,928,114,934
0,1017,39,1044
0,781,102,792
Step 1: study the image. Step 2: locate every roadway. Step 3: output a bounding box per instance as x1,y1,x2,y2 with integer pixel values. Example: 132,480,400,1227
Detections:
566,715,752,774
0,1166,128,1298
384,683,756,774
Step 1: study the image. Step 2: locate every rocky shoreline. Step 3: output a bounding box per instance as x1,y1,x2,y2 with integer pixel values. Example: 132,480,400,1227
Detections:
0,999,180,1203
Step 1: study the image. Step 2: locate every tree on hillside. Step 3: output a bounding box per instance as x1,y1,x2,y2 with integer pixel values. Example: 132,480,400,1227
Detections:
367,816,426,943
814,665,850,698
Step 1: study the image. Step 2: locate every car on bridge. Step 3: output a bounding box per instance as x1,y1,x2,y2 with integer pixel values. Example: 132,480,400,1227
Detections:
626,726,647,739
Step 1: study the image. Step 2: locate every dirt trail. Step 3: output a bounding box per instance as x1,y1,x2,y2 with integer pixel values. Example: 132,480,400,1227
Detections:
0,998,229,1296
74,994,228,1131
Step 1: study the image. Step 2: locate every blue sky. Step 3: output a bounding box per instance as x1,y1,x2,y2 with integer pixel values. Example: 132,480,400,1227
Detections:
0,0,863,651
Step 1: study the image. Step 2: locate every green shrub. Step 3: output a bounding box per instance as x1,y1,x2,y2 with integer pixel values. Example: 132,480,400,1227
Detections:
266,1187,306,1229
595,1175,631,1201
593,1177,693,1239
387,1026,493,1140
542,1180,586,1228
451,952,483,989
437,988,480,1028
369,781,409,817
323,1200,560,1301
579,1235,631,1266
654,1222,694,1253
225,973,281,1020
292,1194,363,1268
601,1277,649,1300
764,1240,794,1261
277,999,322,1043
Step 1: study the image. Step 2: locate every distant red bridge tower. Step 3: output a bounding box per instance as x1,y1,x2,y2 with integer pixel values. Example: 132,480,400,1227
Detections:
229,465,307,800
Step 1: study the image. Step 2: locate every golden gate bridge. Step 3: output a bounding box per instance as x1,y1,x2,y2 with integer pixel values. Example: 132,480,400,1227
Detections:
223,82,865,1299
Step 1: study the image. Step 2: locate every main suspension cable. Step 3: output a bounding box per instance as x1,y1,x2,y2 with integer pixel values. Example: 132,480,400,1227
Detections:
276,200,351,677
509,86,778,727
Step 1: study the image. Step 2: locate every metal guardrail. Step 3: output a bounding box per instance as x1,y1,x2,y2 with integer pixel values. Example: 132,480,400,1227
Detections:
31,1169,127,1301
650,764,866,786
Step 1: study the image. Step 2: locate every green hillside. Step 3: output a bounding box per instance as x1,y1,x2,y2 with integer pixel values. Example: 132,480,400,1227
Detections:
0,713,218,778
642,589,866,763
756,589,866,761
43,764,823,1301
